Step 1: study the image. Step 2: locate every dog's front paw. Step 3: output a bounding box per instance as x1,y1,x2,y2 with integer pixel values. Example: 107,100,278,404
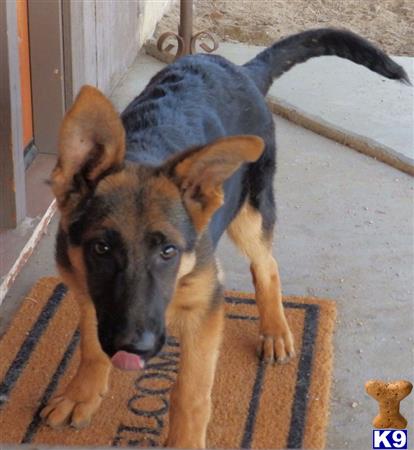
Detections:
165,436,205,448
257,320,295,364
40,358,110,429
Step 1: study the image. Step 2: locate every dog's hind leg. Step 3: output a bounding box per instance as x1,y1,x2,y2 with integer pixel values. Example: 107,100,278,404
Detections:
40,293,111,428
227,199,295,364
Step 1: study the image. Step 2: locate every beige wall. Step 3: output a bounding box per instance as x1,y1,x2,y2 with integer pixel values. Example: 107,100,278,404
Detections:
69,0,173,98
138,0,173,47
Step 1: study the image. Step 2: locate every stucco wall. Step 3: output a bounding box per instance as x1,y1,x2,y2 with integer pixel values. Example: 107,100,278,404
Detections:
138,0,173,48
69,0,173,98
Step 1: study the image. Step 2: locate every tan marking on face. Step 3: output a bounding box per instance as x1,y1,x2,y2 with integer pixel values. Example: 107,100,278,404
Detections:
149,173,182,201
145,175,186,243
95,167,140,195
177,251,197,280
96,169,143,240
96,170,187,247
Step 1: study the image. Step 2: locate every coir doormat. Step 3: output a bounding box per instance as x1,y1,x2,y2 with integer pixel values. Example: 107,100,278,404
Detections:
0,277,336,448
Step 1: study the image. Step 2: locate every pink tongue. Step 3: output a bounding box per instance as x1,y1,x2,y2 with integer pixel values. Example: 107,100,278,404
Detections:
111,350,144,371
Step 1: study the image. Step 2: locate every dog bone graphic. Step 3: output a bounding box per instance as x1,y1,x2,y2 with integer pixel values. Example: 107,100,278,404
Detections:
365,379,413,429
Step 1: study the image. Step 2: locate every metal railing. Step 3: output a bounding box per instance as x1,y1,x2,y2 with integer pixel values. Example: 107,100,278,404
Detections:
157,0,218,60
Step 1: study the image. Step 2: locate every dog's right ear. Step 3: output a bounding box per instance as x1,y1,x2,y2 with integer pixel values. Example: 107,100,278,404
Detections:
51,85,125,220
164,135,264,232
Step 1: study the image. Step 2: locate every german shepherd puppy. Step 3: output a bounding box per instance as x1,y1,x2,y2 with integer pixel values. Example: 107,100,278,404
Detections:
41,29,408,447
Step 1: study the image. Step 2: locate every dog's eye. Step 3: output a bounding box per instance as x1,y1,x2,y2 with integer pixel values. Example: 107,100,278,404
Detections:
160,244,178,260
94,241,111,255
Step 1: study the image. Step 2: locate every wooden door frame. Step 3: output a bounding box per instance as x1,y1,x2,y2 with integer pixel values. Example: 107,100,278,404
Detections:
0,0,68,229
28,0,66,156
0,1,26,228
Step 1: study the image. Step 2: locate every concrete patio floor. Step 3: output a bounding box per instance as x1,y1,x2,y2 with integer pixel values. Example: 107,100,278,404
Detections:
1,47,413,449
215,43,414,172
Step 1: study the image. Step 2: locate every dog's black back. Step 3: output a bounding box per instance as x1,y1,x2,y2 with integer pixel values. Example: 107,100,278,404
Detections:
121,29,409,246
122,54,275,244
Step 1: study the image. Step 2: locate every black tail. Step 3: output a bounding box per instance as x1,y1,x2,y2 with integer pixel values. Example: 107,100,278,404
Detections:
244,28,411,95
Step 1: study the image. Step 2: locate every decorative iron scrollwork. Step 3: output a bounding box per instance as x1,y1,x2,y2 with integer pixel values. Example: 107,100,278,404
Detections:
156,0,219,61
190,31,219,55
157,32,185,58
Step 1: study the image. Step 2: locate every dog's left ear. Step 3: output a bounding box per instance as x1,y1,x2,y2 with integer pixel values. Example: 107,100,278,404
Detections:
166,135,264,231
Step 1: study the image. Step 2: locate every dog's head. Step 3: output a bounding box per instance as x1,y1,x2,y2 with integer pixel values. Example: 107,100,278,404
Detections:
51,86,264,366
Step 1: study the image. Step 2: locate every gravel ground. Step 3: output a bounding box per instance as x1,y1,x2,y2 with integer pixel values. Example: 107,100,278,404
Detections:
155,0,414,56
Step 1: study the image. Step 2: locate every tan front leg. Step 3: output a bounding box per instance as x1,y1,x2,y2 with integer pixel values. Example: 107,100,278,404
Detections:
41,295,111,429
250,255,295,363
166,303,224,448
227,201,295,364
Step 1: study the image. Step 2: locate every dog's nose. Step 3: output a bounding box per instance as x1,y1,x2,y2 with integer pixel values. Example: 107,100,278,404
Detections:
132,330,157,353
117,329,161,356
114,328,166,360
